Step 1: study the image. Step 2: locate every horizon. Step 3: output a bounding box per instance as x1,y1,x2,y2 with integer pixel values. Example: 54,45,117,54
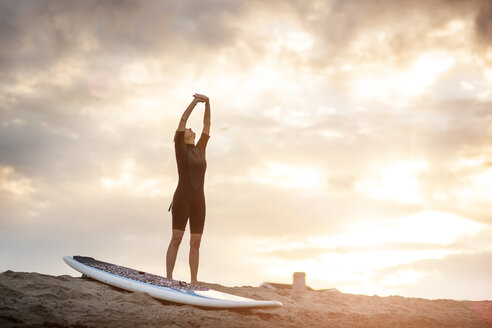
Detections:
1,0,491,301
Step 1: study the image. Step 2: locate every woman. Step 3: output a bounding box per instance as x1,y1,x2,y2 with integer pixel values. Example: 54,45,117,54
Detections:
166,93,211,284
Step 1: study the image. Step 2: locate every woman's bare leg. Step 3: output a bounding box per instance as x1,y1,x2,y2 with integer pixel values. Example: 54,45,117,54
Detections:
189,233,202,283
166,229,184,279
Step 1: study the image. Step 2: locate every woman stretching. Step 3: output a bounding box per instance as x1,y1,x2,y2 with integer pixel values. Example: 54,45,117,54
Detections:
166,94,211,283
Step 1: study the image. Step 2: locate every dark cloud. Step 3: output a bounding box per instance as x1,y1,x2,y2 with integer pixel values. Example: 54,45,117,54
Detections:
474,0,492,46
0,0,252,183
0,0,247,77
0,0,488,82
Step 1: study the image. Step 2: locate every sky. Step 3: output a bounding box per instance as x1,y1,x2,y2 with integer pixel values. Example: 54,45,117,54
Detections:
1,0,491,301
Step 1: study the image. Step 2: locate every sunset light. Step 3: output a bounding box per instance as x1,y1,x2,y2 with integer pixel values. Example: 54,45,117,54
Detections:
250,162,325,190
1,0,491,306
356,161,428,204
353,53,455,104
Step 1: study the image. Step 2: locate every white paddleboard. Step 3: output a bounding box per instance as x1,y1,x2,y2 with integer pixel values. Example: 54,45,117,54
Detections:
63,256,282,309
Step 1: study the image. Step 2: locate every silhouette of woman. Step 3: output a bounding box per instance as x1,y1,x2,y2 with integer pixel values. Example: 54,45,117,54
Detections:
166,94,211,283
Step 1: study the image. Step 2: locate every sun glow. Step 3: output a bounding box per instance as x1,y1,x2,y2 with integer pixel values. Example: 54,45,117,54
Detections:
251,211,485,293
336,211,484,246
356,161,428,204
380,269,427,287
353,52,455,104
100,159,172,198
270,31,313,52
250,162,325,190
456,168,492,204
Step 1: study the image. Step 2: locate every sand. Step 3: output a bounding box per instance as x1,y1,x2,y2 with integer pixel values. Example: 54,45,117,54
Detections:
1,270,491,328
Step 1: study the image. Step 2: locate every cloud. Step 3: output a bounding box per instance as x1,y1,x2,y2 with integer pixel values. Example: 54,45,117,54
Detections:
373,250,492,300
1,0,491,300
257,0,489,71
0,0,248,76
1,0,489,84
474,0,492,46
0,165,35,200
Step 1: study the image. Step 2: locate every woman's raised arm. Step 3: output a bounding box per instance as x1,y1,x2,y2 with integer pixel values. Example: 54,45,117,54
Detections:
177,98,199,131
202,98,211,136
192,93,211,136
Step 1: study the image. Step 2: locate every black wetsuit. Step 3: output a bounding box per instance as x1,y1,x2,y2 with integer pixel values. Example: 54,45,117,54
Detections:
170,130,209,234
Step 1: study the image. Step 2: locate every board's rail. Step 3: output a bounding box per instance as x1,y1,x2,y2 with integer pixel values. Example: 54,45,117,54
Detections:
63,256,282,309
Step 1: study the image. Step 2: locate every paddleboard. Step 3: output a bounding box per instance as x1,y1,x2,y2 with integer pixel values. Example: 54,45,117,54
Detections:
63,256,282,309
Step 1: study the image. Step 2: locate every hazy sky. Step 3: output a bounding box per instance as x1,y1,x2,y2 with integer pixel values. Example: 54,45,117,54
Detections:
1,0,491,300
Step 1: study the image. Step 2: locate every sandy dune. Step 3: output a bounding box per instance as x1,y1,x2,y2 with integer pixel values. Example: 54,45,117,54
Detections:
1,270,491,328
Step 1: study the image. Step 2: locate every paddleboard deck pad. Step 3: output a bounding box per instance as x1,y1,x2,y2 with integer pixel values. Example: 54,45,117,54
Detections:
63,255,282,309
72,256,208,291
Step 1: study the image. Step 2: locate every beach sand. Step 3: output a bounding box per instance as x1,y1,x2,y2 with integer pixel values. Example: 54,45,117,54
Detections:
1,270,491,328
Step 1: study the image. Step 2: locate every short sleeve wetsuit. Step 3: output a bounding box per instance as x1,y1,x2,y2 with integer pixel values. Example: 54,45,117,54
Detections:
170,130,210,234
